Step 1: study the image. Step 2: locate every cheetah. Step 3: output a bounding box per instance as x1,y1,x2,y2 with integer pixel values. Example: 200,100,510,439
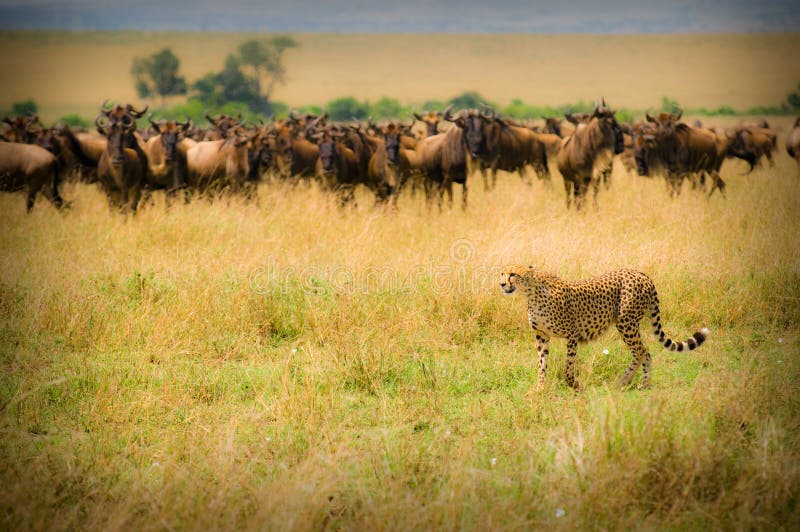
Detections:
499,266,709,389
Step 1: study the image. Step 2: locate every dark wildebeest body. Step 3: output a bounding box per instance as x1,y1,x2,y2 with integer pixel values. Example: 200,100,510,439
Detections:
556,102,625,210
0,141,65,211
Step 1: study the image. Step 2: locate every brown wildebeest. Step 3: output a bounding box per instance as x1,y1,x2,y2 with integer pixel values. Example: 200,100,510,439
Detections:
185,137,250,195
315,129,366,205
95,112,145,212
447,108,550,191
144,116,192,196
556,100,625,210
726,125,777,172
413,106,450,137
1,115,43,144
634,119,727,198
786,117,800,171
204,113,243,140
408,118,468,210
367,121,416,206
0,141,65,211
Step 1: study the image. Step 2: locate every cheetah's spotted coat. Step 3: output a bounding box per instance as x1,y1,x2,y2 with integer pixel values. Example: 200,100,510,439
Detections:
499,266,709,389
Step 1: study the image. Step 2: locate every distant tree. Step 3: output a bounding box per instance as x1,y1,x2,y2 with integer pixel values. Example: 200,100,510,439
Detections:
192,54,264,111
237,36,298,105
11,99,38,115
59,113,89,127
448,91,490,111
131,48,187,105
787,83,800,111
370,97,408,119
327,97,369,121
660,96,682,114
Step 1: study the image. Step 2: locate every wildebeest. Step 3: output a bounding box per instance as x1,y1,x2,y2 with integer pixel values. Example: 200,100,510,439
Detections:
787,117,800,170
726,125,777,172
556,100,625,210
634,116,727,197
315,129,366,205
413,107,449,137
185,132,252,195
144,116,192,197
0,141,65,211
447,109,550,191
367,121,416,205
411,117,468,210
94,111,145,212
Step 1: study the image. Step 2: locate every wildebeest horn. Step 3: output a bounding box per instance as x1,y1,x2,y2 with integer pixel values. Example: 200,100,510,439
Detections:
205,113,218,125
442,106,455,121
646,112,656,123
602,97,607,107
94,115,109,134
127,104,148,118
413,112,423,120
100,99,113,116
673,109,683,121
147,112,158,127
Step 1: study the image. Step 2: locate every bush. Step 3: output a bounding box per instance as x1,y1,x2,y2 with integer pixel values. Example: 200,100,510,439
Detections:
448,91,492,111
326,97,370,121
59,114,89,128
370,97,410,120
11,99,38,115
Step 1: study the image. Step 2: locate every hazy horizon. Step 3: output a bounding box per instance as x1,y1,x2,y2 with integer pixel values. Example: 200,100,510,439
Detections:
0,1,799,33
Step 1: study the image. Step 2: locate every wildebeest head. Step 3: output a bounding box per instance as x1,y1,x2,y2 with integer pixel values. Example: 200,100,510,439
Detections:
381,123,406,166
543,117,562,136
633,131,657,176
316,131,338,175
413,106,450,137
592,99,625,155
150,115,192,163
206,113,242,137
2,114,42,143
96,111,136,166
446,108,486,158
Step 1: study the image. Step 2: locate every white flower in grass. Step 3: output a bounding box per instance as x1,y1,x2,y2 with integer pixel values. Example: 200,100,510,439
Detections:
291,348,298,354
777,338,784,344
555,508,565,518
602,349,609,355
490,457,497,466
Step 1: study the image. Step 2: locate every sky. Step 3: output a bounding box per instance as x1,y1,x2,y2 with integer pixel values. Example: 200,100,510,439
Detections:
0,0,799,33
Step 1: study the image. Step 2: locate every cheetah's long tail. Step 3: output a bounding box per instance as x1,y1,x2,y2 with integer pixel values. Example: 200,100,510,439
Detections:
650,302,709,352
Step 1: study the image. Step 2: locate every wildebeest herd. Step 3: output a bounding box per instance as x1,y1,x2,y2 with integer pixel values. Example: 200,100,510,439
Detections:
1,99,798,213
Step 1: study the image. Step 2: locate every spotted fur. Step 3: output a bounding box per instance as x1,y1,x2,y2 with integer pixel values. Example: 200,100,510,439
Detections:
499,266,709,389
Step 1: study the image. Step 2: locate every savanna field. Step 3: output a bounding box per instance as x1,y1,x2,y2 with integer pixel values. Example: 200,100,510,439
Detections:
2,148,800,529
2,31,800,530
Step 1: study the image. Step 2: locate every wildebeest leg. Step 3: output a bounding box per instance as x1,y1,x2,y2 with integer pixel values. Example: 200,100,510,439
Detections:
707,172,726,198
563,178,573,209
461,180,468,211
591,177,601,210
25,188,37,212
766,150,775,168
48,164,65,210
601,165,612,191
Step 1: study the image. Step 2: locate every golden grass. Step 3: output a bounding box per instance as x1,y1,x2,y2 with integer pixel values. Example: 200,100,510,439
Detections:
1,31,799,120
1,144,799,529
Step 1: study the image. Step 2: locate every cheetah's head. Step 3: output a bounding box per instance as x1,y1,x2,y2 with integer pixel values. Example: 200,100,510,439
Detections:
499,265,533,295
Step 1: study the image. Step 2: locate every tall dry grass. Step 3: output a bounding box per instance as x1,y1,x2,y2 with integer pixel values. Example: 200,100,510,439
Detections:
1,151,799,529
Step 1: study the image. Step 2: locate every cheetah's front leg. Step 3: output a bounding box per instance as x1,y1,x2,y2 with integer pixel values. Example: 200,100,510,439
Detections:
535,332,550,388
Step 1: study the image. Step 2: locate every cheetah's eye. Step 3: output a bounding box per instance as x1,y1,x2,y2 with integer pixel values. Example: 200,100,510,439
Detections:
508,273,516,280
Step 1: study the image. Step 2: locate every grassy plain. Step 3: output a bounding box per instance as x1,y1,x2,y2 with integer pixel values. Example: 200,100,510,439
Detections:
0,32,799,120
1,145,800,528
